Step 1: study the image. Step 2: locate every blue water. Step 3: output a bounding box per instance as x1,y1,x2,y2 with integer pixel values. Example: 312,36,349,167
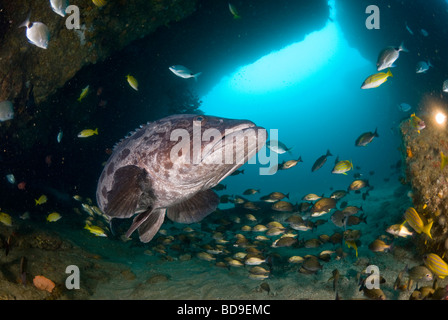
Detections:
201,2,402,202
4,0,444,302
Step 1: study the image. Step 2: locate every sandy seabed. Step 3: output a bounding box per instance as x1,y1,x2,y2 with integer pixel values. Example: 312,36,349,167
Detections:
0,179,445,301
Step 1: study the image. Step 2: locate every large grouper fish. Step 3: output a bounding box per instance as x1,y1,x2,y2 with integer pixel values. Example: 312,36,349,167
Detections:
96,114,266,242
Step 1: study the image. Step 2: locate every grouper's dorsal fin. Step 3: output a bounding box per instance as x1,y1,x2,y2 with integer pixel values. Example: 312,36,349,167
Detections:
112,121,153,150
166,189,219,224
105,165,151,218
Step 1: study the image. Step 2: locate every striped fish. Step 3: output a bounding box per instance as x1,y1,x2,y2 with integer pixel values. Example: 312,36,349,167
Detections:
403,207,433,239
348,179,369,191
92,0,107,7
423,253,448,279
361,69,393,89
332,160,353,175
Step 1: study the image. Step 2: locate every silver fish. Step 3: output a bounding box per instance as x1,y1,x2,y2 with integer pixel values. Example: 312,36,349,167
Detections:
19,13,50,49
169,65,202,80
0,101,14,122
6,174,15,184
266,140,293,154
50,0,69,17
443,80,448,93
96,114,266,243
376,42,407,71
57,130,63,143
416,60,432,73
331,210,346,228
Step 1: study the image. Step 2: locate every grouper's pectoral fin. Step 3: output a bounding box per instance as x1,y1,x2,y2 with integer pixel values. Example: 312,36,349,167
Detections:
137,208,166,243
124,208,166,243
105,165,152,218
125,209,152,238
166,189,219,224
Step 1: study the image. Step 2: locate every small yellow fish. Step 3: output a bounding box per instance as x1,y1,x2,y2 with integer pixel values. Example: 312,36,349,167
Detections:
302,193,322,201
77,85,90,102
288,256,304,263
78,128,98,138
332,160,353,175
244,257,266,266
227,259,244,267
84,223,107,237
361,69,393,89
126,74,138,91
35,195,48,206
0,212,12,227
92,0,107,8
409,113,426,133
255,235,269,241
81,203,95,216
345,240,358,257
197,251,215,261
228,3,241,19
245,213,257,221
233,252,247,260
368,239,392,252
252,224,267,232
280,157,303,170
403,207,433,239
46,212,61,222
267,221,284,229
249,273,269,280
423,253,448,279
348,179,369,191
441,151,448,170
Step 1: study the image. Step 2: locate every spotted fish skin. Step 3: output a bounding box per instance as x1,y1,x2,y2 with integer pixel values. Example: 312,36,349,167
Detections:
96,114,266,243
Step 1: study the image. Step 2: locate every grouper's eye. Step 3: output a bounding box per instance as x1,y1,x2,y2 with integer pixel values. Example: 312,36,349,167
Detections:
194,116,205,123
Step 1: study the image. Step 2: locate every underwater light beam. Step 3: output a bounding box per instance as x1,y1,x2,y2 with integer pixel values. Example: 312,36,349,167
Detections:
202,0,341,101
229,21,339,93
436,112,447,125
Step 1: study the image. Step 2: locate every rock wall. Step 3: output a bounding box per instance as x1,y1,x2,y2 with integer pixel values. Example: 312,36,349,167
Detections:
0,0,330,212
400,112,448,256
0,0,198,105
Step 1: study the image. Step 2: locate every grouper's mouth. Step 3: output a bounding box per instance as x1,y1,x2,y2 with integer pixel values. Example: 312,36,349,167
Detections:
197,122,266,190
200,121,264,164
